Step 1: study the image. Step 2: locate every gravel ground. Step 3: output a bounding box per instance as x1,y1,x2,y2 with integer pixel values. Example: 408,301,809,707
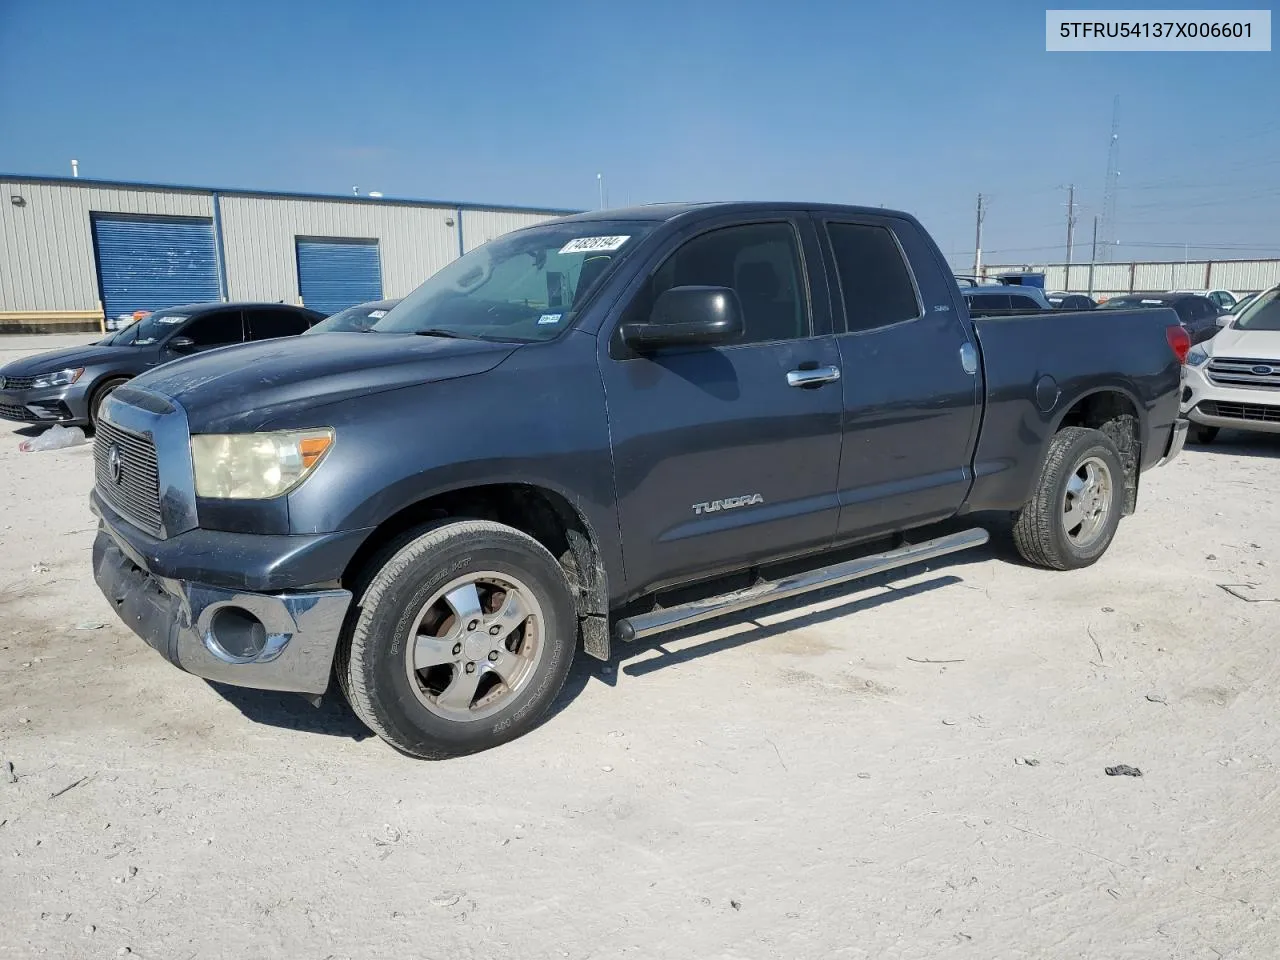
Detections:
2,334,1278,959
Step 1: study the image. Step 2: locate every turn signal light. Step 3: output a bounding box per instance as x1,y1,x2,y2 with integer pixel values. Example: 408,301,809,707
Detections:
1165,325,1190,364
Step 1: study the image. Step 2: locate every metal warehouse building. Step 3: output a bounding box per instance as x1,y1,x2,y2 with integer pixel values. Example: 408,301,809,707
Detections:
0,175,577,332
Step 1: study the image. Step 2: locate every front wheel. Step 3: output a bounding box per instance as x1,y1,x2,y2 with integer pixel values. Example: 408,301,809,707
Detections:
88,376,130,430
337,520,577,759
1013,427,1126,571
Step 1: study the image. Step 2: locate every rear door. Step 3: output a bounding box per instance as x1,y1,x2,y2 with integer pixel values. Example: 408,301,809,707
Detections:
246,307,312,342
819,215,981,541
599,215,844,595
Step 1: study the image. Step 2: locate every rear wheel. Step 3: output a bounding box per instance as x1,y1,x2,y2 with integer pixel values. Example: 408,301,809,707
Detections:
1013,427,1125,571
337,520,577,759
1188,424,1218,445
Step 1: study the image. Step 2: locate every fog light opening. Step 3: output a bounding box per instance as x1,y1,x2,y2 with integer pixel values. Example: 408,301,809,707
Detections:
208,607,268,662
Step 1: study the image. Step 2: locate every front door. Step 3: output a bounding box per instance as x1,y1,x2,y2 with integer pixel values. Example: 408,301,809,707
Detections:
600,218,844,597
818,216,981,541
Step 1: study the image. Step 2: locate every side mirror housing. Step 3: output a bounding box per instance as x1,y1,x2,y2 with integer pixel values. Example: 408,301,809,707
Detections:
621,286,744,351
168,336,195,352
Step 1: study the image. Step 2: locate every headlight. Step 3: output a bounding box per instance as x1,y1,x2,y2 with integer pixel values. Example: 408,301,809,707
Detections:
1186,345,1210,367
191,429,334,499
31,367,84,388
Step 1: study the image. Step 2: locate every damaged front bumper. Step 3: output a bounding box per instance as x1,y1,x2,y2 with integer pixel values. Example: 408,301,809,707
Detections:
91,509,352,696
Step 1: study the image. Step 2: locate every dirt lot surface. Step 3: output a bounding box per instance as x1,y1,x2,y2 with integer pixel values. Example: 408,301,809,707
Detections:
2,333,1278,959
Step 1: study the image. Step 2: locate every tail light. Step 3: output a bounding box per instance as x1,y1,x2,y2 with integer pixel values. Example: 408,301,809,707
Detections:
1165,325,1191,364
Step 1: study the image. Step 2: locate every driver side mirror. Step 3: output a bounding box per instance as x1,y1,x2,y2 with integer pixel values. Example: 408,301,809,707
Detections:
621,286,744,351
168,336,195,353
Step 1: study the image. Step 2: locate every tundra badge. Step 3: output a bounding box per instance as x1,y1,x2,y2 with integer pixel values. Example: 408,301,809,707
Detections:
692,494,764,515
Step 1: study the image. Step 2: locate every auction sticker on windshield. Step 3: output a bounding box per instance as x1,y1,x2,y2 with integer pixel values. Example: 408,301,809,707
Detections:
559,236,630,254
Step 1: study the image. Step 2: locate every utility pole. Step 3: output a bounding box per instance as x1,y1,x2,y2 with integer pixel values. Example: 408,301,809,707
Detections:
597,173,605,210
1087,215,1098,298
1063,184,1077,267
972,193,986,281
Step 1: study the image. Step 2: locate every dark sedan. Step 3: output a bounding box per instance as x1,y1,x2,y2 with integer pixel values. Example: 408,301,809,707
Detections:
1098,292,1222,345
304,298,402,334
0,302,323,428
1048,292,1097,310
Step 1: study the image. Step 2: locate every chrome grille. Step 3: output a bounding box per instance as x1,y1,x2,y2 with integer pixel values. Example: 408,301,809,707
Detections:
1200,401,1280,424
94,419,162,534
0,374,36,390
1206,356,1280,389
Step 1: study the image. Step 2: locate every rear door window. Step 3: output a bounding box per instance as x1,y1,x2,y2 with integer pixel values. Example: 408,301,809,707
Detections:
247,308,311,341
1010,295,1043,312
823,222,921,332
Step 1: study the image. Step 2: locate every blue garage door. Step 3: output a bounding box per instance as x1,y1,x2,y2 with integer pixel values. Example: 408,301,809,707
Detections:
91,214,220,319
295,238,383,315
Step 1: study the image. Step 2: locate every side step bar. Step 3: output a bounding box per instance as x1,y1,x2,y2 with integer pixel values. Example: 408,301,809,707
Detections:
614,528,990,643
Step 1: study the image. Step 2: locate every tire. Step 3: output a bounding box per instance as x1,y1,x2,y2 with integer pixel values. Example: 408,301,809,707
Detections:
1013,427,1126,571
88,376,130,430
337,519,577,759
1188,424,1218,445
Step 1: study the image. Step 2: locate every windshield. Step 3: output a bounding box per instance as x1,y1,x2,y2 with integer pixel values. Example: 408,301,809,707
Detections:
1232,288,1280,331
373,220,654,342
306,301,400,334
99,312,189,345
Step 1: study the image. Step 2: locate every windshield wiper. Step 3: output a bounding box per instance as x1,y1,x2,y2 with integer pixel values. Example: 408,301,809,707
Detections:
413,328,471,339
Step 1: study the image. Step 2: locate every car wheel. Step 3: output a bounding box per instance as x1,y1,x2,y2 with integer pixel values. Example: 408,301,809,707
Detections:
88,377,130,431
1188,424,1218,445
1013,427,1126,571
337,519,577,759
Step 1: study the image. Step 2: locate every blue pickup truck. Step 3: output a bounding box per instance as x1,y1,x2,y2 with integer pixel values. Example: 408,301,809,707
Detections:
89,202,1189,758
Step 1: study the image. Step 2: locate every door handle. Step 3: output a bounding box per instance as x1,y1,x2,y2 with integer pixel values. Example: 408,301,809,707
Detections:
786,365,841,388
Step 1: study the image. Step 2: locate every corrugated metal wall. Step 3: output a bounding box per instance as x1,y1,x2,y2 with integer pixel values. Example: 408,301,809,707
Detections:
0,179,211,311
461,209,565,253
218,195,460,303
981,258,1280,299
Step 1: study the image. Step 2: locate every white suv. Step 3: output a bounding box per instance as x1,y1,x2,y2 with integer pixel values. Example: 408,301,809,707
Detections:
1182,284,1280,443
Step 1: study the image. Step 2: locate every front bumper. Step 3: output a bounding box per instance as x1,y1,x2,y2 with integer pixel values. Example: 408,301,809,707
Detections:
1181,364,1280,435
0,384,87,424
92,510,353,696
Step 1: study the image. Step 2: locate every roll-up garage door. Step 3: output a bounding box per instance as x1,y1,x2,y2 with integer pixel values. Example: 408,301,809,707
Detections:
91,214,220,319
295,238,383,315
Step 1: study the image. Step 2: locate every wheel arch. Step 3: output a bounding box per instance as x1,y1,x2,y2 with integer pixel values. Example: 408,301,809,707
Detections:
1050,386,1144,515
341,481,613,660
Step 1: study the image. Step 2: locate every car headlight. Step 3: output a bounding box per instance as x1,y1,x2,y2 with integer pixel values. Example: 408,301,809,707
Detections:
190,429,334,499
1186,345,1210,367
31,367,85,388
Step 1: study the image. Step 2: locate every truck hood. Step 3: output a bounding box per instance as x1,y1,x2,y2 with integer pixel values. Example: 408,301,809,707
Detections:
1,342,128,376
1209,325,1280,359
132,332,520,432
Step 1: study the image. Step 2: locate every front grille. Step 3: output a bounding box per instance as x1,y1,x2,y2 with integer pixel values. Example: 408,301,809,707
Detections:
94,419,163,534
0,402,37,422
1199,400,1280,424
1206,356,1280,389
0,375,36,391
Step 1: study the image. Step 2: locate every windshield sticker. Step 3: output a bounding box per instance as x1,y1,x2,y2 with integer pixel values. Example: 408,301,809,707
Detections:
367,310,388,319
156,315,187,324
1141,299,1164,305
538,313,563,325
558,236,630,255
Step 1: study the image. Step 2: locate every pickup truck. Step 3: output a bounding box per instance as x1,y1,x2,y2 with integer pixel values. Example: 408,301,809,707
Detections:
89,202,1190,759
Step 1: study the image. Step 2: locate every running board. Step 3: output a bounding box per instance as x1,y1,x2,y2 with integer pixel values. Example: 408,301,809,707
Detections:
613,528,990,643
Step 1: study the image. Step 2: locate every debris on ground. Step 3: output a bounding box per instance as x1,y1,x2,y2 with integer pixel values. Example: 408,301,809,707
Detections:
18,425,88,453
29,562,50,574
941,719,957,726
1146,694,1168,705
1105,765,1143,777
730,899,742,911
373,824,402,846
430,893,462,908
5,761,15,784
857,772,872,779
1219,584,1280,603
75,621,106,631
1014,757,1040,766
49,774,92,799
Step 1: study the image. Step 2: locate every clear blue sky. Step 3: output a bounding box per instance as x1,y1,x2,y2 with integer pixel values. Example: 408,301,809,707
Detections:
1,0,1276,266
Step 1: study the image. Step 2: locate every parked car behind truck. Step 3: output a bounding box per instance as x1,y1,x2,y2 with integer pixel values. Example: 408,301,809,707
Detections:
0,302,323,428
89,202,1189,759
